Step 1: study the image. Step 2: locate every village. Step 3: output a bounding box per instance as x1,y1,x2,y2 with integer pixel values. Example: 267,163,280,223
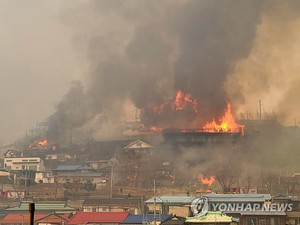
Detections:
1,0,300,225
0,112,300,225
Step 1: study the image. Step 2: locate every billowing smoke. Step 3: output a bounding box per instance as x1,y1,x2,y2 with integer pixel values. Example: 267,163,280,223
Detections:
226,1,300,125
47,0,299,142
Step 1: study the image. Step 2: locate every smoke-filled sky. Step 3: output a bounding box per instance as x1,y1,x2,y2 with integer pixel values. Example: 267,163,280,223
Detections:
1,0,300,144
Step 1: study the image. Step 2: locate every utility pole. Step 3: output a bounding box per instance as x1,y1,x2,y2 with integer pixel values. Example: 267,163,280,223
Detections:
153,180,156,225
259,99,262,120
110,154,116,198
29,202,35,225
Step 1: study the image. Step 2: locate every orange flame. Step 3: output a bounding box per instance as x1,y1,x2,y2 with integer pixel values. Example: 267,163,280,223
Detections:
203,102,244,134
29,139,49,149
150,126,163,132
199,176,216,186
174,90,198,113
149,90,198,114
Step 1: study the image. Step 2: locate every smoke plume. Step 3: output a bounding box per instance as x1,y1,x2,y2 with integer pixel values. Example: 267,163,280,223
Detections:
47,0,300,141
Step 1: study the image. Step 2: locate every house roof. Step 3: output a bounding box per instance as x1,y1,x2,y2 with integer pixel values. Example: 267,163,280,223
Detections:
54,171,104,177
186,211,239,223
67,211,129,225
145,196,196,205
83,198,142,206
239,211,286,216
122,214,172,224
5,202,77,212
123,140,153,150
53,165,83,171
0,213,47,223
161,215,186,225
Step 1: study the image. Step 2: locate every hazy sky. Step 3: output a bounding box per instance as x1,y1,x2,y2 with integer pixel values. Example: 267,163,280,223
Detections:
0,1,85,144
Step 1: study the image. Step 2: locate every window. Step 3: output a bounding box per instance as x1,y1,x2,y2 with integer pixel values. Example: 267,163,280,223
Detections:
247,218,257,225
270,218,279,225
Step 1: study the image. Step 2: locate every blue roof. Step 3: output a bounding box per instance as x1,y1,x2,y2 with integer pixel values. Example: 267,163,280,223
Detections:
122,214,172,224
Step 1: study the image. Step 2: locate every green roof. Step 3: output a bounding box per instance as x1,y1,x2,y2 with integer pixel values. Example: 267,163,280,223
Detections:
186,211,239,223
5,202,77,212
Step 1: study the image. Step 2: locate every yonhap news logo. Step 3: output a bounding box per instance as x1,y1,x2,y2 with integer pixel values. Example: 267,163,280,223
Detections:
190,197,293,215
190,197,209,215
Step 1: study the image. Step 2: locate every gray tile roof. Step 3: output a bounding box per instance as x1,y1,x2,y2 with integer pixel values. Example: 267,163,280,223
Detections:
83,198,142,206
145,195,196,205
204,193,271,202
53,165,82,171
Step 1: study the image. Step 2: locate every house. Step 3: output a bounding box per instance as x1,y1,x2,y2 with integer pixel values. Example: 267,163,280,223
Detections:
51,165,107,187
66,211,129,225
87,160,113,170
145,195,196,217
237,211,286,225
35,213,71,225
45,153,75,162
116,140,155,187
123,140,153,155
82,198,144,214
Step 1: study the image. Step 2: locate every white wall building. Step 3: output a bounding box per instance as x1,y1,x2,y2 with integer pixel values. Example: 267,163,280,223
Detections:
4,157,45,172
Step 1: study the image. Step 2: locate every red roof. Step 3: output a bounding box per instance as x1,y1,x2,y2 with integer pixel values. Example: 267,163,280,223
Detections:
0,214,47,223
67,211,129,225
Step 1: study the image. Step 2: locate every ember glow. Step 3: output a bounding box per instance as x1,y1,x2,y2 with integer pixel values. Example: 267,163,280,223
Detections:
199,175,216,186
203,102,244,134
150,126,163,132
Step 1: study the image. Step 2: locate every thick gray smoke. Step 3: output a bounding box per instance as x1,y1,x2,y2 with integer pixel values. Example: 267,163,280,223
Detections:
47,0,299,142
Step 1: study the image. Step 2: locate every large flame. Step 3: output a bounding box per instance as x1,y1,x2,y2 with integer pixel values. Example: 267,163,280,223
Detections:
203,102,244,134
199,175,216,186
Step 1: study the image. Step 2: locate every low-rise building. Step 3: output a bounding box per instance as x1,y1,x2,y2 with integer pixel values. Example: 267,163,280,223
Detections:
82,198,144,214
4,157,45,172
